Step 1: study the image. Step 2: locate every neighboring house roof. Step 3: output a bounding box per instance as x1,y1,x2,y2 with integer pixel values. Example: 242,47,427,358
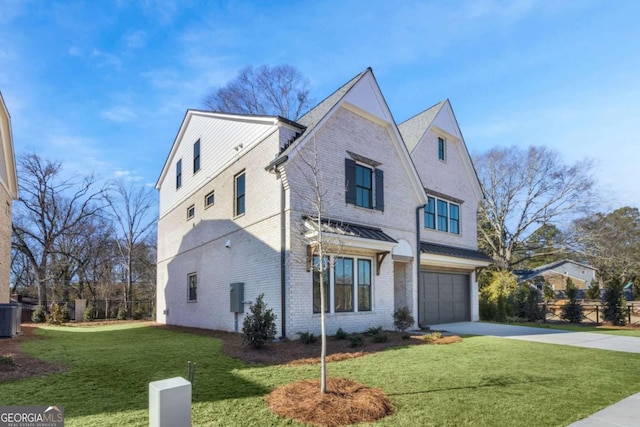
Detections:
0,92,18,199
420,242,492,262
304,216,397,243
516,259,597,283
397,100,445,152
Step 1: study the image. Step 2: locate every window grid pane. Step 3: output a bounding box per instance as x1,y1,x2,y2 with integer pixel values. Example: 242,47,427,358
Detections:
176,159,182,189
205,191,214,207
424,197,435,229
450,204,460,234
188,274,197,301
193,140,201,173
334,258,354,312
438,137,445,161
312,256,330,313
358,259,371,311
437,200,448,232
355,165,372,208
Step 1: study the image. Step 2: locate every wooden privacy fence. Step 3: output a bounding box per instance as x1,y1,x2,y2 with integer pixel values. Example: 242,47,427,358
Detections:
542,301,640,325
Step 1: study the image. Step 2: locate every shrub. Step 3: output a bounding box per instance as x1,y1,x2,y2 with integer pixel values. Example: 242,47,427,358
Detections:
543,283,556,302
371,332,388,343
561,278,584,323
297,331,317,345
349,334,364,348
364,326,384,336
0,355,15,370
392,306,414,336
61,303,71,323
83,304,95,322
522,286,544,322
31,305,46,323
335,327,347,340
586,281,601,300
45,302,65,325
479,270,517,322
242,294,277,349
117,304,127,320
133,307,145,320
423,332,442,343
603,277,627,326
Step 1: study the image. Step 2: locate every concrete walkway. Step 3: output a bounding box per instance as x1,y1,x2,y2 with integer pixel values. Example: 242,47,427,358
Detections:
434,322,640,426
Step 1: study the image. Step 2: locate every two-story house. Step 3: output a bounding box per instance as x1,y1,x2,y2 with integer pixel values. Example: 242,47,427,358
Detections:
0,93,18,304
155,68,490,338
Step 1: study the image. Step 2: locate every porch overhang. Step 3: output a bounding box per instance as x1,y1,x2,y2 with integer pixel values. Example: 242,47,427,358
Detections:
420,242,492,271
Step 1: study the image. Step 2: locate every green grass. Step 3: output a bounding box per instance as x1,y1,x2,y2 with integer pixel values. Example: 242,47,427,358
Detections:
1,324,639,426
503,321,640,337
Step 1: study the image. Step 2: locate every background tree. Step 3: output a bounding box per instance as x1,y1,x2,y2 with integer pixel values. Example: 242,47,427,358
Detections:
104,180,157,318
203,64,311,120
11,153,104,308
602,277,627,326
571,207,640,283
561,278,583,323
474,146,595,270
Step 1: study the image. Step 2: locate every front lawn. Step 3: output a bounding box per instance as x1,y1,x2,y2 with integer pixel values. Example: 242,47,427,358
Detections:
1,324,639,426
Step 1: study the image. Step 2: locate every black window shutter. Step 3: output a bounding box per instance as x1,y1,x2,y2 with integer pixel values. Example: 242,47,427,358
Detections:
345,158,357,205
375,168,384,211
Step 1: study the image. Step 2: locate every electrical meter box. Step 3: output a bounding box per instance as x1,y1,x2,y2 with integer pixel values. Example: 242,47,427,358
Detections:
230,283,244,313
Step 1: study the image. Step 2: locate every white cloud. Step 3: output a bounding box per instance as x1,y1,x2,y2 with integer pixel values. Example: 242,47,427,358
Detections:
123,30,147,50
101,106,137,123
90,48,122,70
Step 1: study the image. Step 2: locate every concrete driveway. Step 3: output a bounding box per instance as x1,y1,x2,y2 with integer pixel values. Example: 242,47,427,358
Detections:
434,322,640,353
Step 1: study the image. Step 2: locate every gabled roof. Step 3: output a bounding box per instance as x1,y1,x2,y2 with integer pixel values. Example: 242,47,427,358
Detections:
274,67,428,206
517,259,597,282
0,92,18,199
398,101,445,152
420,242,492,262
276,69,369,160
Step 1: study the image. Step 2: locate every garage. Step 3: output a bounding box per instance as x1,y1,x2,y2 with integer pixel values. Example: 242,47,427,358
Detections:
419,271,470,326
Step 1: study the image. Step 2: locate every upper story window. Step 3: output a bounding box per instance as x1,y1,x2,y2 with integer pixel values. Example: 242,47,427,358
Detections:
425,196,460,235
438,137,446,161
187,273,197,302
205,191,215,208
345,157,384,212
234,172,245,216
176,159,182,189
187,204,195,220
193,139,201,173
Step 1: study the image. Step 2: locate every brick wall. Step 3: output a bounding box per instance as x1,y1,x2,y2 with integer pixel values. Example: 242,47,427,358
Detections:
0,185,9,303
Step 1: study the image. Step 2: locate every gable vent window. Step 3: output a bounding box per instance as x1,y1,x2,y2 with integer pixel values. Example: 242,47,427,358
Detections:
345,157,384,212
176,159,182,189
425,196,460,235
193,139,201,173
438,137,446,161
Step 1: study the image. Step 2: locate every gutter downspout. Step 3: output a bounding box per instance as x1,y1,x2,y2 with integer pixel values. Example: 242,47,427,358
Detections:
416,205,424,328
279,172,287,339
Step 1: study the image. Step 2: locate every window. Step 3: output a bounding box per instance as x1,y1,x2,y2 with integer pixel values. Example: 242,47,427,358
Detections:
187,273,197,302
334,258,354,312
426,197,460,235
193,139,201,173
312,256,330,313
437,200,448,232
234,172,245,216
312,255,373,313
424,197,435,229
356,165,372,208
176,159,182,189
438,137,446,161
449,203,460,234
345,158,384,211
187,204,195,220
205,191,215,208
358,259,371,311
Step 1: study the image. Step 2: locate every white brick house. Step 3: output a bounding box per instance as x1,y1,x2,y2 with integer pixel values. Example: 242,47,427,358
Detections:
155,68,490,338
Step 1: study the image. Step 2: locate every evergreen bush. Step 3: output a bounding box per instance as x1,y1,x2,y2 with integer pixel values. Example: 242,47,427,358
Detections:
242,294,277,349
31,305,46,323
561,278,584,323
603,277,627,326
45,302,65,325
392,306,414,337
83,303,95,322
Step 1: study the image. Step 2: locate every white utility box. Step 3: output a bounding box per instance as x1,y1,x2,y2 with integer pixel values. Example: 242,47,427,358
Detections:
149,377,192,427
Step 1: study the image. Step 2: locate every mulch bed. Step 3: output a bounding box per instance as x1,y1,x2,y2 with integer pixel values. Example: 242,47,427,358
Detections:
0,325,67,383
267,377,393,427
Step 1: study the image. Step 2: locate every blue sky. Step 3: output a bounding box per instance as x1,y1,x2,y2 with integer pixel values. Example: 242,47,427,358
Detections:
1,0,639,210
